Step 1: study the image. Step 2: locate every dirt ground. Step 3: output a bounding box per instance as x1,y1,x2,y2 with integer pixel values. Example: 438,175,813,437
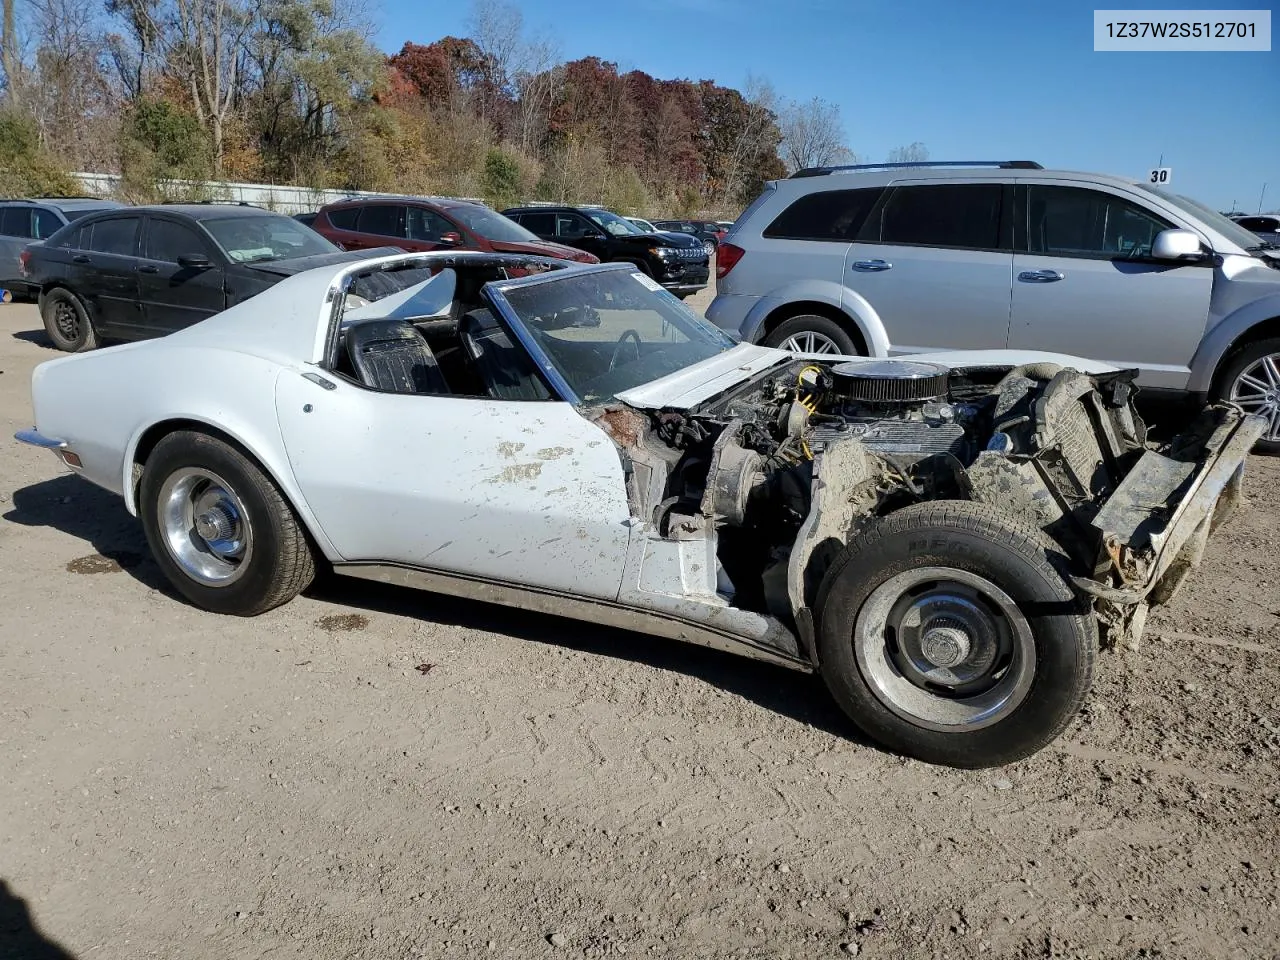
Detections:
1,297,1278,960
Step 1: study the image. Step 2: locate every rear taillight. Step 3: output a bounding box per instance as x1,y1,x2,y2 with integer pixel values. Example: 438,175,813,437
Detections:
18,250,30,276
715,242,745,279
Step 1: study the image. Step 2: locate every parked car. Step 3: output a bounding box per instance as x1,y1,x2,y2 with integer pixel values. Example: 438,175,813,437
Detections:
652,219,726,257
21,204,398,352
715,220,736,231
708,160,1280,450
16,250,1263,767
0,197,126,298
626,216,659,233
312,195,597,264
1232,214,1280,243
502,205,708,298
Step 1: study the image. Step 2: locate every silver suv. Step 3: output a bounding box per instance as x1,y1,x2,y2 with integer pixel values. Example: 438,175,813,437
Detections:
707,161,1280,450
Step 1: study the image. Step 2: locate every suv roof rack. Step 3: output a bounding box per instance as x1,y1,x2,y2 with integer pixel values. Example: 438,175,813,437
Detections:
8,196,104,203
789,160,1043,178
159,199,261,207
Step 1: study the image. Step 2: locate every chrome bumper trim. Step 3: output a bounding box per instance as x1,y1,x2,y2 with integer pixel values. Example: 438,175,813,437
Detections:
15,429,67,449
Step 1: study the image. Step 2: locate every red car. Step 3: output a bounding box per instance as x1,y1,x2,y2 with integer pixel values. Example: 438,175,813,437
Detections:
312,197,599,264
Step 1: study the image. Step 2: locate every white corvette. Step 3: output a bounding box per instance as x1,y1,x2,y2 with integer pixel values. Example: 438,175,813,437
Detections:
17,252,1264,767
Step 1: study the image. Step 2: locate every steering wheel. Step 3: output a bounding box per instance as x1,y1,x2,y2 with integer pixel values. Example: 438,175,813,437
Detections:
608,329,643,372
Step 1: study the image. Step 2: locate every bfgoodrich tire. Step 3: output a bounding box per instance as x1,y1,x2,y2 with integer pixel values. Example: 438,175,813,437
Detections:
41,288,98,352
139,431,315,616
762,314,859,356
1212,336,1280,455
817,501,1096,768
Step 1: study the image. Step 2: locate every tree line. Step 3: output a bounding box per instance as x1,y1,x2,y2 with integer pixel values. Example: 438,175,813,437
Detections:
0,0,926,217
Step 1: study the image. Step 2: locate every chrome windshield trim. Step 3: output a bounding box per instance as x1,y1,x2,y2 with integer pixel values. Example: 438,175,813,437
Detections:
15,429,67,449
482,285,582,404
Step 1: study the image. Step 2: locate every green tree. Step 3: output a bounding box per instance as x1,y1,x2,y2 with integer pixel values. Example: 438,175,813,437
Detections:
118,98,213,200
0,110,79,196
479,146,521,207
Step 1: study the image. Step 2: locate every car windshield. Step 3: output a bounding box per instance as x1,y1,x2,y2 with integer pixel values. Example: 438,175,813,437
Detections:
497,268,736,402
585,209,646,237
447,204,542,243
1138,187,1266,251
204,214,338,262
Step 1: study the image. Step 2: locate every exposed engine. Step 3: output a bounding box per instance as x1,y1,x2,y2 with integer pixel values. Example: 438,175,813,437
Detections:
623,356,1150,620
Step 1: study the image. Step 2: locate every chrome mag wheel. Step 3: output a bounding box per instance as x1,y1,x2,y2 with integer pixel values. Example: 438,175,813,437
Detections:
157,467,254,586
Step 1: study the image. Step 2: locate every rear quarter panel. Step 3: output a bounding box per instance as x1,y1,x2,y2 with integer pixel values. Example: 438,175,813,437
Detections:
29,343,339,558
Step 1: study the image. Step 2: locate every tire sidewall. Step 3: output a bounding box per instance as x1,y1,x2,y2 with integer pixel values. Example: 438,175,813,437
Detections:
41,289,94,352
1212,337,1280,455
763,314,860,355
817,511,1094,767
139,433,296,616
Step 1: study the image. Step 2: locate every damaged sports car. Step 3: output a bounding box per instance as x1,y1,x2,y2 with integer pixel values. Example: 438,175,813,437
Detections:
17,252,1265,767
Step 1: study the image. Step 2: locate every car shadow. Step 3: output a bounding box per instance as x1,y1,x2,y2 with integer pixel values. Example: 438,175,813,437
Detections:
311,574,863,743
6,476,863,742
3,475,173,594
10,328,54,347
0,880,77,959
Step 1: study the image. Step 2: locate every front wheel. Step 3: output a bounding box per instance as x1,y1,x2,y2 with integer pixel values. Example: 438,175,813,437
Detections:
1213,337,1280,455
816,501,1096,768
139,431,315,616
41,288,97,352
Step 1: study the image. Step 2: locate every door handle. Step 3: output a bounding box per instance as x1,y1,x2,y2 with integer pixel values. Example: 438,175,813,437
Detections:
71,255,90,263
139,264,159,274
851,259,892,272
1018,269,1065,282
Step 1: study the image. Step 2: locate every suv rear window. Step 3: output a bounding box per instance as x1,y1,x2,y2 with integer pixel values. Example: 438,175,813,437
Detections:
764,188,883,241
326,207,360,230
873,184,1004,250
0,207,32,237
357,204,404,237
519,212,556,235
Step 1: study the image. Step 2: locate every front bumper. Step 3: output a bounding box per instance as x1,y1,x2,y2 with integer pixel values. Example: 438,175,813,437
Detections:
1075,409,1267,606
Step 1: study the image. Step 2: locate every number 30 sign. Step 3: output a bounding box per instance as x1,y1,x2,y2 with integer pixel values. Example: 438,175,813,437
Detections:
1148,167,1172,186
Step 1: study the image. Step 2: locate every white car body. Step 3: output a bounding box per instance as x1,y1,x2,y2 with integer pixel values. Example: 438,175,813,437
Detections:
17,252,1264,766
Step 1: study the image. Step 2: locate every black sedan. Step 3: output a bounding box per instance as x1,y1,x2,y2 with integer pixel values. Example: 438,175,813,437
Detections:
21,204,393,351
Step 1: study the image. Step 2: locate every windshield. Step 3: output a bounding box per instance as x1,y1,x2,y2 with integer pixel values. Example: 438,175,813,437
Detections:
585,209,646,237
1137,186,1267,251
448,204,543,244
498,268,736,402
204,214,337,262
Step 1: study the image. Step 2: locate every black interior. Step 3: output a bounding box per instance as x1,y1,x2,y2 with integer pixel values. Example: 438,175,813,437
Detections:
345,319,449,395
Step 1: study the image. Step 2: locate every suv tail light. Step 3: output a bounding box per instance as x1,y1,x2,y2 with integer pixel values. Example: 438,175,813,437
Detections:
716,242,745,279
18,249,30,277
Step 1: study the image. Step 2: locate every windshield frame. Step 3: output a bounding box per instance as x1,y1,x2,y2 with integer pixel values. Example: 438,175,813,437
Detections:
584,208,646,237
446,203,544,244
204,213,338,263
1135,185,1264,252
485,262,736,404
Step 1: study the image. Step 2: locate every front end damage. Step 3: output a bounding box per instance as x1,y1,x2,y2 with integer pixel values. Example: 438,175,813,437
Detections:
597,357,1263,662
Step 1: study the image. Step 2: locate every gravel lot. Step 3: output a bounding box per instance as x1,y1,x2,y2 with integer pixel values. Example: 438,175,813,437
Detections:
2,298,1278,960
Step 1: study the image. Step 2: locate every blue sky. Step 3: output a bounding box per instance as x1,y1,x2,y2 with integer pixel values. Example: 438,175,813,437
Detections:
378,0,1278,212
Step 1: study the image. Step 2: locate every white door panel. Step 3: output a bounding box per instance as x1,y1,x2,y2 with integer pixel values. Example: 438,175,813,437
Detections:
275,373,632,599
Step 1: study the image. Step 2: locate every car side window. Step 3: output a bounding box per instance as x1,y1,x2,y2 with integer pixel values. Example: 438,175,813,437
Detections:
873,184,1004,251
0,207,31,238
326,207,360,230
33,208,62,239
145,219,211,263
86,217,140,256
518,212,554,235
1027,186,1172,259
406,207,452,242
555,214,591,239
356,204,405,238
764,187,884,241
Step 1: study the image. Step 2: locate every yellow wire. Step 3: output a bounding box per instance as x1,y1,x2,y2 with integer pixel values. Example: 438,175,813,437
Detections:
801,438,813,460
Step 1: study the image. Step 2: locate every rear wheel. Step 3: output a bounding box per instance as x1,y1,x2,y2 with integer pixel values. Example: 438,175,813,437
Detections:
41,288,97,352
139,431,315,616
817,501,1096,768
762,313,859,356
1214,337,1280,454
702,239,716,257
